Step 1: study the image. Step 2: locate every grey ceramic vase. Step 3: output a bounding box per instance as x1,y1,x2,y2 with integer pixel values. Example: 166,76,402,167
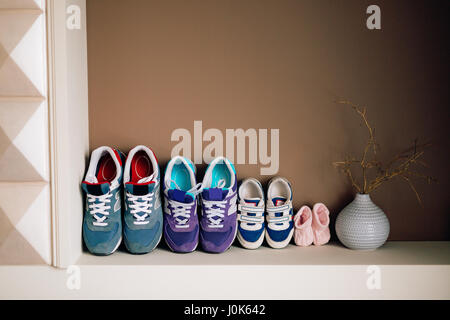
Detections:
335,193,390,250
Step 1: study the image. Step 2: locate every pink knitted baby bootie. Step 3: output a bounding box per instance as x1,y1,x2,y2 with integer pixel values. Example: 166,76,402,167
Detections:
312,203,330,246
293,205,313,247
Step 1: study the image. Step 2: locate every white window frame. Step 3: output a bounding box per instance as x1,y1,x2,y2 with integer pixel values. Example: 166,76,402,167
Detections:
47,0,89,268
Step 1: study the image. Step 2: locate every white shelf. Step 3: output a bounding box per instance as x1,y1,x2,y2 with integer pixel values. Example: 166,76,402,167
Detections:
1,241,449,299
76,241,450,266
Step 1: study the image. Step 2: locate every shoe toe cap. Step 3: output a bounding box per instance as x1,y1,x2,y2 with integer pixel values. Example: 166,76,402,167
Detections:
200,227,234,253
83,223,120,255
124,221,162,253
266,223,294,242
165,225,199,251
238,224,264,243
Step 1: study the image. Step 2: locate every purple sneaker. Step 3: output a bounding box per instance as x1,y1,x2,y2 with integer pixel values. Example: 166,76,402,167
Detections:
163,156,200,253
199,157,237,253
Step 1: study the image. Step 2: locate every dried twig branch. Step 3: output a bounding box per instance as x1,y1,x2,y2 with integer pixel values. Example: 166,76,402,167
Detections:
333,160,362,193
333,99,434,204
401,176,422,206
336,100,378,193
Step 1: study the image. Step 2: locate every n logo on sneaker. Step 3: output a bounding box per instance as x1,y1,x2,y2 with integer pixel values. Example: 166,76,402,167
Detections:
154,188,161,209
114,192,121,212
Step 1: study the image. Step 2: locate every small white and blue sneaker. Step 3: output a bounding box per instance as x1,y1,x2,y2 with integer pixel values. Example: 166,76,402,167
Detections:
237,178,265,249
265,177,294,249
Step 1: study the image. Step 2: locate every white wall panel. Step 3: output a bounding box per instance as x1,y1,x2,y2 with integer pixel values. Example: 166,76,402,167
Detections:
0,0,51,265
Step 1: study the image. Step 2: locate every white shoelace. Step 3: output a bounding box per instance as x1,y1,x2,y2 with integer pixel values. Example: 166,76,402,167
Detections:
203,200,227,228
87,193,112,226
201,179,237,229
127,192,154,225
166,179,202,229
126,175,157,225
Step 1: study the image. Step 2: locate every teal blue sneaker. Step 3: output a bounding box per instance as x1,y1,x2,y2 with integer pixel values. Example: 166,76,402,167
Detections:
123,145,163,254
82,146,125,255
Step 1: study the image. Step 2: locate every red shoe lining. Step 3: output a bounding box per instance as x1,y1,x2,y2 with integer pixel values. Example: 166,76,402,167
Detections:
97,155,116,183
130,150,153,183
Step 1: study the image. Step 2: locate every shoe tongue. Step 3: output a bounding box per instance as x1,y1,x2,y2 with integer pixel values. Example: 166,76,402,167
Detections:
168,189,194,203
125,174,156,195
244,198,262,206
272,196,287,206
81,181,110,196
202,187,228,201
125,181,156,196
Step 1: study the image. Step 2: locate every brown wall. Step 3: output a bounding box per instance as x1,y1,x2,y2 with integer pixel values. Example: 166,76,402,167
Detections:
86,0,449,240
